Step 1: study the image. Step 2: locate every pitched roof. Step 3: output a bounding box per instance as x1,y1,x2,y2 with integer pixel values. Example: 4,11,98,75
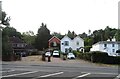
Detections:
9,37,25,43
49,36,60,41
61,35,84,41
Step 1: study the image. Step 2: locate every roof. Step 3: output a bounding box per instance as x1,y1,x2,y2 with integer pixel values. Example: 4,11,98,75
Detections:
61,35,84,41
49,36,60,42
73,36,84,41
9,37,25,43
93,41,120,46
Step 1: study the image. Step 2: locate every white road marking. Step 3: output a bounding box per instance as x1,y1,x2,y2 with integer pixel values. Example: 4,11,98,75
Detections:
72,73,91,79
114,74,120,79
32,72,64,79
0,70,15,73
40,72,63,77
1,71,38,78
81,72,117,75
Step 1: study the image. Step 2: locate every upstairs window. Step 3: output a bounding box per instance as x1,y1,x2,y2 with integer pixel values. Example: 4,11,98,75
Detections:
76,41,79,46
112,44,115,47
104,44,107,48
64,41,69,46
53,42,57,46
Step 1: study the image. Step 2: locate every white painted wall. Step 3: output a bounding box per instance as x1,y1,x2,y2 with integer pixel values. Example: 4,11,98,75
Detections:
90,42,120,56
72,36,84,50
61,36,84,53
61,36,72,53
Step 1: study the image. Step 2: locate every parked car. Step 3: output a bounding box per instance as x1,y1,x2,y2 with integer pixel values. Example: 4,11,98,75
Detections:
53,50,60,57
67,53,75,59
45,52,51,57
19,52,27,57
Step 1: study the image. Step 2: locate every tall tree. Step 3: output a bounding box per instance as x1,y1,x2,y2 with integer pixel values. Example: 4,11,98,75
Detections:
2,26,21,38
35,23,51,50
1,11,10,26
115,29,120,41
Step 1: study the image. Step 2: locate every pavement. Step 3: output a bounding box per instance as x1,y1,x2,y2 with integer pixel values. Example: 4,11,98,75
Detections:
1,56,120,79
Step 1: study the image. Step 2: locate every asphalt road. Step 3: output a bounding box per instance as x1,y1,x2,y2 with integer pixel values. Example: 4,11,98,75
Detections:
0,58,120,79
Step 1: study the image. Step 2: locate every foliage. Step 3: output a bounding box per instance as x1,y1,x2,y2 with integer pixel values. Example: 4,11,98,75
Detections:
51,32,63,39
35,23,51,50
84,46,92,52
1,11,10,26
115,29,120,41
2,26,22,38
22,31,36,45
78,51,120,64
2,26,22,60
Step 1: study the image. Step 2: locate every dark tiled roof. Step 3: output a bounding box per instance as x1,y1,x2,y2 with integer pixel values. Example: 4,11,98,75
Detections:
9,37,25,43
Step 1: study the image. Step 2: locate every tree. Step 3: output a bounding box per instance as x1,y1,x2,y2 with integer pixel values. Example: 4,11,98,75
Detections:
51,32,63,39
35,23,51,50
22,31,36,45
2,26,21,38
115,29,120,41
2,26,22,58
1,11,10,26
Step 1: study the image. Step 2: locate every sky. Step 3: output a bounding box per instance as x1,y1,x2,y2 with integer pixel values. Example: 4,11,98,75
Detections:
1,0,120,35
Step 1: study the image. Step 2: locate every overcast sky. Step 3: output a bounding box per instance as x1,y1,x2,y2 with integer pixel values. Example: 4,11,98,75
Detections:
2,0,120,35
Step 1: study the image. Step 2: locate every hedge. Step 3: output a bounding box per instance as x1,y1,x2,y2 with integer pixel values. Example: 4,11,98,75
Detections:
78,51,120,64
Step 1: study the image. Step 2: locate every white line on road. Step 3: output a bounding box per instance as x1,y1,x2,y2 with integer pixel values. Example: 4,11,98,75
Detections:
0,70,15,73
81,72,117,75
1,71,39,78
72,73,91,79
40,72,64,77
32,72,64,79
114,74,120,79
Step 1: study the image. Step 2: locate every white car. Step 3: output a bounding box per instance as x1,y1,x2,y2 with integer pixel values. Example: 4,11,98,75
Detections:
45,52,51,57
53,50,60,57
67,53,75,59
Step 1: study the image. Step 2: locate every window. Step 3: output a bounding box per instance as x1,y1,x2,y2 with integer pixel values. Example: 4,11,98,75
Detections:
104,44,107,47
112,44,115,47
65,48,69,53
64,41,69,46
76,41,79,46
12,44,17,47
112,49,115,52
53,42,57,46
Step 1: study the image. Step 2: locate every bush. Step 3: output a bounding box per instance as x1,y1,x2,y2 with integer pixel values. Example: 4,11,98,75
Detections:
78,51,120,64
72,50,82,57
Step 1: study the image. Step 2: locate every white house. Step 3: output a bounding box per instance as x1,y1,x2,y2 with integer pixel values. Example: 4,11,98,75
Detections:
90,41,120,56
60,35,84,53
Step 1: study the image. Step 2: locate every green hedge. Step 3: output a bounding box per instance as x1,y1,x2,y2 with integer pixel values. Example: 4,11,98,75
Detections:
78,51,120,64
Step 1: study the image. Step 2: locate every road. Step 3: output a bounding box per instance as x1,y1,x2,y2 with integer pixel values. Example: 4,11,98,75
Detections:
0,57,120,79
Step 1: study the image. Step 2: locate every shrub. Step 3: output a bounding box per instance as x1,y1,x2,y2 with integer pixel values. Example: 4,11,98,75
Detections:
72,50,82,57
78,51,120,64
